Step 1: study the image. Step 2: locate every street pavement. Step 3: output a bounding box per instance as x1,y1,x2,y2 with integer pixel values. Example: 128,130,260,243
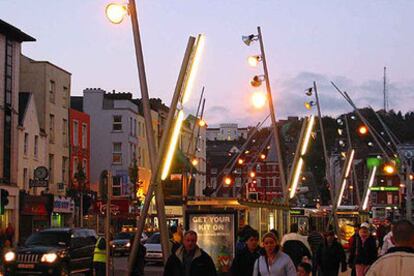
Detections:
113,256,163,276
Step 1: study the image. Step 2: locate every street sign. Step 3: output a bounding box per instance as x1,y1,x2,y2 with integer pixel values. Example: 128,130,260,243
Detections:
29,179,48,188
369,186,399,192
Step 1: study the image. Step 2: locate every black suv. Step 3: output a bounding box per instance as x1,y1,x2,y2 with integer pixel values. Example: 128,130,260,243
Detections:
2,228,97,276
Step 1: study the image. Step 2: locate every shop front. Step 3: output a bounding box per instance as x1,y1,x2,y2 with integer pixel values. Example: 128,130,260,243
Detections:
19,193,53,242
95,198,134,234
0,186,19,244
51,196,75,228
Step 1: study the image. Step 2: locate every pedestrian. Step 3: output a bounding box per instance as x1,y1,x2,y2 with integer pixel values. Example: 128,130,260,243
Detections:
281,223,312,267
93,236,107,276
236,225,253,254
379,221,395,256
164,230,217,276
5,223,14,245
307,224,324,276
270,228,280,241
253,232,296,276
316,231,347,276
366,220,414,276
376,218,391,249
230,228,261,276
169,225,183,254
297,262,312,276
129,238,146,276
348,223,377,276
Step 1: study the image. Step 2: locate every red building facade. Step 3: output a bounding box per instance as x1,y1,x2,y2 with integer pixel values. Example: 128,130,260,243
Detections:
69,108,90,190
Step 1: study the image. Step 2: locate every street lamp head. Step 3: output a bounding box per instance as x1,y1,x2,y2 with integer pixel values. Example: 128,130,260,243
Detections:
242,34,258,46
224,177,232,186
260,154,266,160
105,3,128,24
251,91,267,109
250,75,264,87
305,87,313,96
247,55,262,67
198,119,206,127
238,159,244,165
250,171,256,178
358,125,368,135
304,101,316,110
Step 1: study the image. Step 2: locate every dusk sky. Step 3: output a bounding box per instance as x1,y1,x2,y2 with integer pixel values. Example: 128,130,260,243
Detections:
1,0,413,126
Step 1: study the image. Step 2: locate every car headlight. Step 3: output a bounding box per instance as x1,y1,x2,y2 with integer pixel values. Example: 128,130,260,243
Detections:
126,242,131,247
4,251,16,262
41,253,58,263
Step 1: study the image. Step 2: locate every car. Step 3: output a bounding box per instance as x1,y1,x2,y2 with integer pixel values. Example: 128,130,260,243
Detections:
110,232,148,256
2,228,97,276
143,232,163,263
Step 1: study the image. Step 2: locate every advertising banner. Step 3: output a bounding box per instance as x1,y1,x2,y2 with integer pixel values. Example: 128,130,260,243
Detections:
187,212,236,274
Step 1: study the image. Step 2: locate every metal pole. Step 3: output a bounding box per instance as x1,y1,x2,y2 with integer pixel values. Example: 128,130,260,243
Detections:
105,171,112,276
129,36,196,273
80,190,83,227
313,82,339,233
407,159,412,221
344,115,361,205
257,26,288,201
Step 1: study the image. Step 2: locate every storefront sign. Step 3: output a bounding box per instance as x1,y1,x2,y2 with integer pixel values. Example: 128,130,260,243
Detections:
21,195,49,215
53,196,74,213
96,199,130,216
369,186,399,191
187,212,235,273
29,179,48,188
290,209,305,216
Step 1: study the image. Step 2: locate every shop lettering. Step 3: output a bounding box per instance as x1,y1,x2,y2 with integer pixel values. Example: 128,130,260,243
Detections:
192,216,231,223
54,201,70,209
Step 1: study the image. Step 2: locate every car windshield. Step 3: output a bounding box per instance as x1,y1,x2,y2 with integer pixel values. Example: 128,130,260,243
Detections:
146,233,160,244
25,232,70,247
114,232,133,240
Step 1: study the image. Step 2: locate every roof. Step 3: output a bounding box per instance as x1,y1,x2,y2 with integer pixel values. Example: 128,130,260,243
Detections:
70,96,83,112
18,92,31,126
0,19,35,42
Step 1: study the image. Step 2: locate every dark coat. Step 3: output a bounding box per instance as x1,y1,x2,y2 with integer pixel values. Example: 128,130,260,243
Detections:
282,240,312,267
348,235,377,266
230,246,260,276
316,239,347,274
164,246,217,276
131,242,146,276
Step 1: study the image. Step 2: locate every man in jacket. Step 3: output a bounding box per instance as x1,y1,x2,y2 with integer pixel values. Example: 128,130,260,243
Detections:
281,223,312,267
93,237,106,276
230,229,260,276
348,223,377,275
164,230,217,276
316,231,347,276
367,220,414,276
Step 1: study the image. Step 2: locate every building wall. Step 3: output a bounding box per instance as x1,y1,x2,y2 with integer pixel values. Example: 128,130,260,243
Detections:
206,123,250,141
17,94,48,193
83,89,138,197
20,55,70,195
69,108,90,190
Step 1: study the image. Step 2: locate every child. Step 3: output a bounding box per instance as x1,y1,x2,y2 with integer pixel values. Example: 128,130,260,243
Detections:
297,262,312,276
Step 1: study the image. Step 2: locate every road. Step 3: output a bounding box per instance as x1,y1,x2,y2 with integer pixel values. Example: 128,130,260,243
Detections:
112,256,163,276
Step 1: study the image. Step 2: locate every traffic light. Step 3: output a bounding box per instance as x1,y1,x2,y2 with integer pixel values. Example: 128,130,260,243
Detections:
0,189,9,215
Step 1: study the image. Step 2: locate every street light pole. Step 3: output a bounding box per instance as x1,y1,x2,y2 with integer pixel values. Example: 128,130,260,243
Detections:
105,171,112,276
313,82,339,233
257,26,287,201
127,0,170,266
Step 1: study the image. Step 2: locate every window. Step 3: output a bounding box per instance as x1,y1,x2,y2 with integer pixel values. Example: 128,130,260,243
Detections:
129,117,133,136
49,154,54,184
113,115,122,131
63,86,68,108
112,143,122,164
130,143,136,161
73,121,79,146
23,168,28,190
73,157,78,177
62,157,68,184
49,114,55,143
133,119,137,137
63,119,68,147
82,123,87,149
112,176,121,196
82,159,87,178
34,135,39,158
24,133,29,156
49,80,55,103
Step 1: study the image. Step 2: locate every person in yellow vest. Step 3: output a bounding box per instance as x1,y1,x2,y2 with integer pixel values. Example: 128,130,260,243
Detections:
93,237,107,276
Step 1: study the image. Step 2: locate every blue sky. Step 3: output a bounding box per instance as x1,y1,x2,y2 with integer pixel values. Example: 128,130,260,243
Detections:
1,0,413,126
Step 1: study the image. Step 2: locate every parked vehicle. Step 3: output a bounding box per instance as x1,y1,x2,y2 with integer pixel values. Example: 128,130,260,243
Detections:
2,228,97,276
110,232,148,256
143,232,163,263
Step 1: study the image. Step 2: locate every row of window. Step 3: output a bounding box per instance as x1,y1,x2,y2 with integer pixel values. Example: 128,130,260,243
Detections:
23,133,39,158
49,80,69,108
112,142,147,167
112,115,146,138
48,114,88,148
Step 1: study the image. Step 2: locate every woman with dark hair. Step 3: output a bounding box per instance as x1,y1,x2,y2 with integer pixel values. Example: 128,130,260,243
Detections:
253,232,296,276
